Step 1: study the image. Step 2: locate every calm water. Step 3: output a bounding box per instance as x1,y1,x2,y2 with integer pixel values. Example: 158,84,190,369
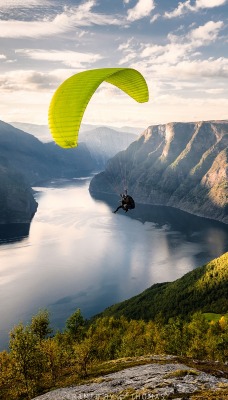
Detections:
0,177,227,350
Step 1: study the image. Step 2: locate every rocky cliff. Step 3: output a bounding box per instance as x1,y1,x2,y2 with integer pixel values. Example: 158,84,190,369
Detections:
0,165,37,224
90,120,228,223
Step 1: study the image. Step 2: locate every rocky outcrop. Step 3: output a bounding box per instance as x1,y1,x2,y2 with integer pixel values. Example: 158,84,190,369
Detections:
90,121,228,223
33,356,228,399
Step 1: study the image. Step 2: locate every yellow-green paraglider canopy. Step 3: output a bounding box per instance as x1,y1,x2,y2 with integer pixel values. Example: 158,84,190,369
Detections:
48,68,149,148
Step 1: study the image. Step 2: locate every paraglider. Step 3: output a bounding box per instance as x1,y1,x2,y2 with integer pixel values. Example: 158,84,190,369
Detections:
113,191,135,214
48,67,149,149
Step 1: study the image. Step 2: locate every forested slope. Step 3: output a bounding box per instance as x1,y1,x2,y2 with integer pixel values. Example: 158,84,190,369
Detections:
95,252,228,321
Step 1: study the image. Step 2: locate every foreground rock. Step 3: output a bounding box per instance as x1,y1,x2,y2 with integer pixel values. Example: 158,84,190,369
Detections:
33,356,228,400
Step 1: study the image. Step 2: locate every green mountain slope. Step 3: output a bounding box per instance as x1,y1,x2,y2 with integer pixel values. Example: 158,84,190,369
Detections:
95,252,228,321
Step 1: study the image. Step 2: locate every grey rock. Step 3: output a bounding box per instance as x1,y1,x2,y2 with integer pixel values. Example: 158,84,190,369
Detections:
33,359,228,400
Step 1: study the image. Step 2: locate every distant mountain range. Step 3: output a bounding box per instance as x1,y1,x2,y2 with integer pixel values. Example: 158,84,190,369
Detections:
94,252,228,322
78,126,137,167
90,120,228,224
11,122,142,143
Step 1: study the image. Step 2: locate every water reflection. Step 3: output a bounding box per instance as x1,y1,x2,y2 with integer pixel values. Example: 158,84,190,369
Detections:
0,223,30,245
91,191,228,263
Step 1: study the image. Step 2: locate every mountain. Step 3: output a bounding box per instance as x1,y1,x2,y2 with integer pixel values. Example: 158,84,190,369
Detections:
94,252,228,322
78,126,137,167
11,122,141,144
89,120,228,223
11,122,51,142
0,120,97,186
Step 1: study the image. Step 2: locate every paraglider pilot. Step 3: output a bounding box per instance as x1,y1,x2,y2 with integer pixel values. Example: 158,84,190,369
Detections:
113,191,135,214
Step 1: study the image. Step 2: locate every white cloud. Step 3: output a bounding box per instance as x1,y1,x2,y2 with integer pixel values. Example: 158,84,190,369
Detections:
0,70,56,91
16,49,103,68
0,54,6,60
0,0,50,8
118,21,223,68
118,38,134,51
165,0,227,18
0,1,122,38
188,21,224,45
165,1,193,19
150,58,228,80
138,20,224,65
0,18,70,39
127,0,155,22
195,0,227,8
150,13,160,23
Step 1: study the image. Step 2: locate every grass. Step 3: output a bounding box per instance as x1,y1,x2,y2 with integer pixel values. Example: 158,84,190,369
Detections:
203,313,228,323
190,388,228,399
165,369,199,378
81,387,228,400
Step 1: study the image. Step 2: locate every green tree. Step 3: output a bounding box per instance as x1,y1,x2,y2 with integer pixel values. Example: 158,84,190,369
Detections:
9,323,44,399
0,350,15,399
65,308,85,341
40,338,62,385
87,316,127,361
30,309,52,341
73,337,94,377
119,319,147,357
184,312,209,359
164,318,183,355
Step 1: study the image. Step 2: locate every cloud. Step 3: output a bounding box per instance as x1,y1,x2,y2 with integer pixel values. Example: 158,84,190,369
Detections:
150,13,160,23
0,12,72,38
16,49,103,68
0,0,50,8
127,0,155,22
0,1,122,38
195,0,227,8
188,20,224,46
0,70,57,91
150,58,228,80
0,54,6,60
118,19,227,104
164,0,227,18
139,20,224,65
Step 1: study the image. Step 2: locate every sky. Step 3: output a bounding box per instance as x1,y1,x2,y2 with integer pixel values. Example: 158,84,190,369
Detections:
0,0,227,129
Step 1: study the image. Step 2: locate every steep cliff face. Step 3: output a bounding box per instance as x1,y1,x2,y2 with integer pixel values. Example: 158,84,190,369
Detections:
90,121,228,223
0,165,37,224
